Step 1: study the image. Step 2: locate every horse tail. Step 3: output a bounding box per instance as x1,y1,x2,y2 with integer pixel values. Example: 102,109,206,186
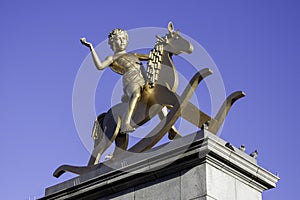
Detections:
92,112,107,147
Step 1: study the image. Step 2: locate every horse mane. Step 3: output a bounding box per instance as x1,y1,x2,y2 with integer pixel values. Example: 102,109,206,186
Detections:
146,40,164,86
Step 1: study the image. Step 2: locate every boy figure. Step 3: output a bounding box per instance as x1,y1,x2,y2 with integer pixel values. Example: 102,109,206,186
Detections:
80,28,148,133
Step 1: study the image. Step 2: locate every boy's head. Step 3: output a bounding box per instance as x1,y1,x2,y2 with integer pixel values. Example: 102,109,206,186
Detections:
108,28,128,52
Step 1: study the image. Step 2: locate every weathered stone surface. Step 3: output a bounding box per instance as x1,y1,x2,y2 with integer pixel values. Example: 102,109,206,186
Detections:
206,164,236,199
135,172,181,200
235,179,262,200
180,165,206,200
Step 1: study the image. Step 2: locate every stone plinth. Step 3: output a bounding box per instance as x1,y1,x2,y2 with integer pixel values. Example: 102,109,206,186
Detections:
40,130,279,200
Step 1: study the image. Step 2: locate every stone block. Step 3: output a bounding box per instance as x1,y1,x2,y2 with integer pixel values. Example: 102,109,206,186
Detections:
135,172,181,200
206,163,236,200
235,179,262,200
180,165,206,200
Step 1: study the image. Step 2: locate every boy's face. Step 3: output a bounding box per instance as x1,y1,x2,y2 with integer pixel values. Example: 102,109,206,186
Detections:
112,33,128,52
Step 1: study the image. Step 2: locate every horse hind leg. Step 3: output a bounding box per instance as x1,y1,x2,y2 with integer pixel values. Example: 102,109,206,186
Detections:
87,114,106,166
158,106,182,140
87,113,121,166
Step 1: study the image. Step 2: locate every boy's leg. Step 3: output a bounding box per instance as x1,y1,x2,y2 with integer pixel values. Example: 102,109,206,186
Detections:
121,89,141,133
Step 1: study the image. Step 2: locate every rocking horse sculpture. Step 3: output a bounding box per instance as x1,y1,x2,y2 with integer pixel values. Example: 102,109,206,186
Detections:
53,22,245,178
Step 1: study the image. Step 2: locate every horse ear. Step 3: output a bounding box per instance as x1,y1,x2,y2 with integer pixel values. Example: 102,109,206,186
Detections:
168,22,174,33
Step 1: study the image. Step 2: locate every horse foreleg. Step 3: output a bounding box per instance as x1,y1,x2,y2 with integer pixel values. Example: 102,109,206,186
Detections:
112,133,129,159
158,106,182,140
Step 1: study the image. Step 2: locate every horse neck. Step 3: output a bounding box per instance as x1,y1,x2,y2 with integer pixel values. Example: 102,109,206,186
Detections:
161,50,174,71
161,51,178,91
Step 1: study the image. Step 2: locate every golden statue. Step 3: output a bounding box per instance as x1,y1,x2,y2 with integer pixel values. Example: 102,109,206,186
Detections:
53,22,245,178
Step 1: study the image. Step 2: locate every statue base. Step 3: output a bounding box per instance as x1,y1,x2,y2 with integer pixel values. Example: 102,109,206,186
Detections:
40,130,279,200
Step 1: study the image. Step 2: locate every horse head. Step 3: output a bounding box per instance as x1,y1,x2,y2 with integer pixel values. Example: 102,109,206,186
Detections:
156,22,194,55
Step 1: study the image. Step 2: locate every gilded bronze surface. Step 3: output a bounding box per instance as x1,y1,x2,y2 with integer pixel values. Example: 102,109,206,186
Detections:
53,22,245,178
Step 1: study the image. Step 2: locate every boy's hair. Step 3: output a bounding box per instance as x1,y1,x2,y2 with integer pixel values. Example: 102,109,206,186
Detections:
108,28,128,46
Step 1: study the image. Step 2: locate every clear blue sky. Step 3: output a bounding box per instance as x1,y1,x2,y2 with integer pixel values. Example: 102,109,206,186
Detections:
1,1,299,199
